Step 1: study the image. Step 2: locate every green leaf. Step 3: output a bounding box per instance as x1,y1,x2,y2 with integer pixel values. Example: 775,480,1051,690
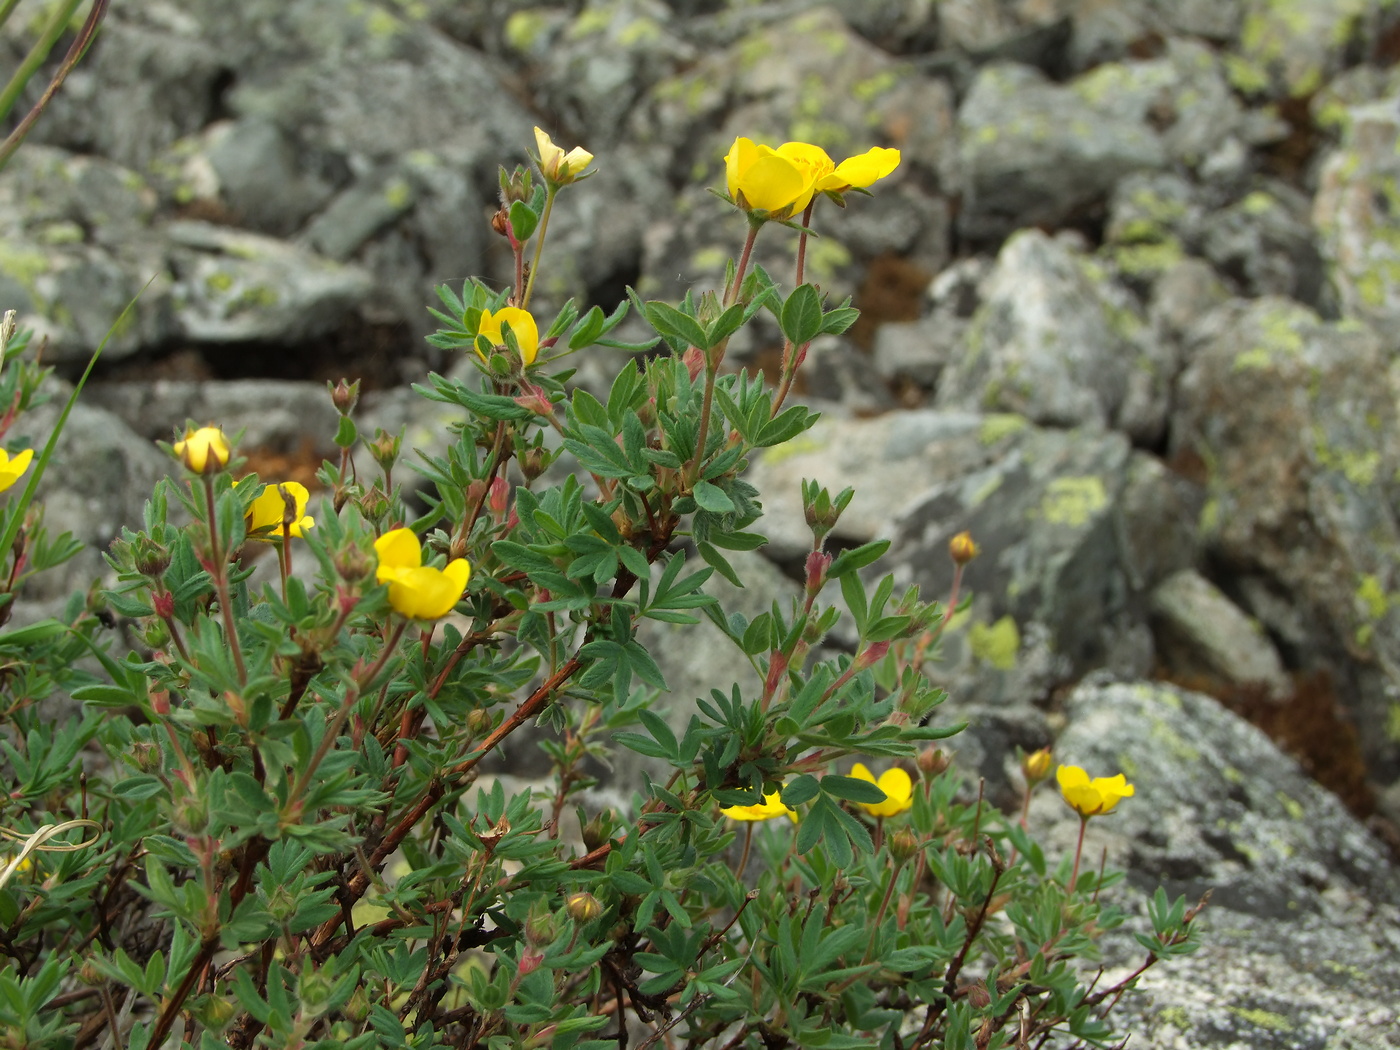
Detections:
509,199,539,242
697,541,741,587
334,415,358,449
781,774,820,807
645,301,709,351
692,480,735,513
779,284,823,347
828,539,890,578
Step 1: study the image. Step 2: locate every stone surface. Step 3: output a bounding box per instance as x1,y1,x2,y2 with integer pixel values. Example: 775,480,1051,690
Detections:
1046,681,1400,1049
1171,296,1400,791
1150,569,1290,700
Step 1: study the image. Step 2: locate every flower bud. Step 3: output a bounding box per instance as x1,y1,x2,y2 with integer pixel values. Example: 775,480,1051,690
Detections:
581,809,613,852
804,550,832,599
466,708,494,737
499,163,533,205
131,741,162,774
150,689,171,717
888,828,921,864
134,537,171,579
334,544,375,583
565,891,602,924
491,206,511,238
329,377,360,416
368,428,401,473
343,987,371,1024
917,747,950,778
77,960,104,986
1021,747,1053,785
520,447,549,481
524,902,558,947
949,530,979,566
488,477,509,516
172,426,230,475
195,995,236,1033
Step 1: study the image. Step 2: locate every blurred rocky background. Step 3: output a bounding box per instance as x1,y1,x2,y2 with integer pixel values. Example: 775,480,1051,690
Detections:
4,0,1400,1044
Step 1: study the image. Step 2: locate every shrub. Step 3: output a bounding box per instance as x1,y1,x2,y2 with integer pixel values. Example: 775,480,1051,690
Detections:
0,130,1200,1050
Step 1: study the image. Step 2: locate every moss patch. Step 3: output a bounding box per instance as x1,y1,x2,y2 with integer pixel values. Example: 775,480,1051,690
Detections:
968,616,1020,671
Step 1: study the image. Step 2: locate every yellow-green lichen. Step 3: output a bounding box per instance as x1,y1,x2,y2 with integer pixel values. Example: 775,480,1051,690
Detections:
1039,476,1108,528
37,222,83,246
1386,701,1400,743
504,10,552,53
232,285,279,310
1275,791,1304,821
1240,191,1276,216
204,271,235,295
618,18,662,47
1222,765,1244,784
1156,1006,1190,1030
969,472,1002,508
1356,574,1389,620
968,616,1020,671
1226,1007,1293,1032
804,239,851,283
365,6,403,38
569,7,612,39
853,70,899,103
1313,426,1380,487
979,413,1027,446
690,247,728,272
1149,717,1200,763
383,177,412,211
0,239,51,290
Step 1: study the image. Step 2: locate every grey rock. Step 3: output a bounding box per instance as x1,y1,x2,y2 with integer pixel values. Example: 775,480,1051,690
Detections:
955,62,1166,240
1045,680,1400,1048
167,221,373,344
528,0,696,150
884,424,1159,683
935,230,1157,439
0,147,175,363
798,338,897,415
1150,569,1290,700
1230,0,1396,101
1201,183,1325,305
85,379,342,457
203,118,337,237
1148,257,1231,342
303,166,419,262
1314,99,1400,349
872,317,949,392
1171,297,1400,787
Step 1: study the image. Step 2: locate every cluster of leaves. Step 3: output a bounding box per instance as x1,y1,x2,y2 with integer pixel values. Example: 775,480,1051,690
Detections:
0,136,1200,1050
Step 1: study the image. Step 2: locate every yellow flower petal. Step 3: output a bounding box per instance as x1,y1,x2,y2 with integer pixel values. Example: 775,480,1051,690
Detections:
0,447,33,493
1057,764,1134,817
720,789,797,822
245,481,314,540
823,147,901,192
381,558,470,620
852,763,913,817
374,528,423,579
534,126,593,184
478,307,539,366
172,427,230,474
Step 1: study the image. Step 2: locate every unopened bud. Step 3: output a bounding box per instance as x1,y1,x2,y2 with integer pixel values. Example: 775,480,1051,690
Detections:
581,809,613,852
888,828,921,864
334,544,374,583
917,747,950,778
77,961,104,986
367,428,401,473
466,708,493,737
344,987,370,1023
804,550,832,598
520,446,549,480
150,689,171,717
499,163,533,205
949,531,979,566
134,537,171,579
524,903,558,948
491,206,511,238
329,377,360,416
488,476,509,516
1021,747,1053,785
195,995,236,1033
565,891,602,924
131,741,162,774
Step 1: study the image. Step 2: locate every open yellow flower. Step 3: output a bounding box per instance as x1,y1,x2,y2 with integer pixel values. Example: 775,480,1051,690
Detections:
476,307,539,366
245,481,315,540
720,790,797,822
724,137,819,219
0,447,33,493
172,427,230,474
850,763,914,817
1056,765,1134,818
373,528,471,621
534,126,593,185
774,142,901,197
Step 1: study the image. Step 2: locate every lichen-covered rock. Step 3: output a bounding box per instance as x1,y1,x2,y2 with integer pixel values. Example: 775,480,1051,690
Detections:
1201,183,1325,305
1228,0,1396,100
1314,99,1400,349
1047,681,1400,1049
0,147,173,363
1171,297,1400,789
168,221,372,344
935,230,1167,442
955,62,1161,240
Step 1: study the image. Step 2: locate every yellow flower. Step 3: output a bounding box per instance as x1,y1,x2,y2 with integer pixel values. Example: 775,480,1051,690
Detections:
245,481,315,540
1056,765,1134,818
949,530,980,565
773,142,901,196
534,126,594,185
373,527,470,620
720,790,797,822
0,447,33,493
724,137,819,219
1022,747,1053,784
850,763,914,817
172,426,230,474
476,307,539,366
